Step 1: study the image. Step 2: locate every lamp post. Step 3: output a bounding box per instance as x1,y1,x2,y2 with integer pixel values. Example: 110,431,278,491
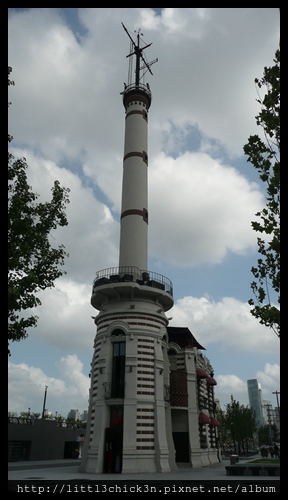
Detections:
41,385,48,419
230,421,236,454
272,391,280,422
265,404,273,445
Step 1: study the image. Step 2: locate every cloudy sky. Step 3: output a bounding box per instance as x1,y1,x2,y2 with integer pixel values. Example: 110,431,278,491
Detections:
8,8,280,418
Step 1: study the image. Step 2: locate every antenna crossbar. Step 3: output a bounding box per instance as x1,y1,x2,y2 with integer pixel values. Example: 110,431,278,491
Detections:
122,22,157,87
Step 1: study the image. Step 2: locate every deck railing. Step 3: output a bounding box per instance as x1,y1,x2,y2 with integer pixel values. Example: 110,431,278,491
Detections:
92,266,173,297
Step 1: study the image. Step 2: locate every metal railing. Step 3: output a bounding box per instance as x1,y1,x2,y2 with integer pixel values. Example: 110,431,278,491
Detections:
8,416,86,428
57,421,86,428
92,266,173,296
8,417,32,425
122,83,152,104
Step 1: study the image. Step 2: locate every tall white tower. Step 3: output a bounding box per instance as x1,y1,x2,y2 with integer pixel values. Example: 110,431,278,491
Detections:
118,27,150,271
79,24,175,474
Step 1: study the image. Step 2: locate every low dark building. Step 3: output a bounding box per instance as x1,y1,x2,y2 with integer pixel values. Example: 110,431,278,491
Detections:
8,418,86,461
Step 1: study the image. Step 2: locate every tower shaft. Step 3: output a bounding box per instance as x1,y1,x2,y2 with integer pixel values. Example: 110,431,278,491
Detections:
119,88,150,270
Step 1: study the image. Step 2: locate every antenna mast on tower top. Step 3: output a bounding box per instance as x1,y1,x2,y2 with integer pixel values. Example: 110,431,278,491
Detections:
122,23,158,88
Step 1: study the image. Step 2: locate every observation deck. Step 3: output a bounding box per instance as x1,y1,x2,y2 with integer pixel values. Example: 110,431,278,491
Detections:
91,266,173,311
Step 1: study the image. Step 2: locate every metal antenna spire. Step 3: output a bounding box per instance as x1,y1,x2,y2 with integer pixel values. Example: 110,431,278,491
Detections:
122,23,157,87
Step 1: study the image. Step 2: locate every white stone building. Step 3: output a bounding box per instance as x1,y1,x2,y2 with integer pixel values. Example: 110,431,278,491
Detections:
79,25,219,474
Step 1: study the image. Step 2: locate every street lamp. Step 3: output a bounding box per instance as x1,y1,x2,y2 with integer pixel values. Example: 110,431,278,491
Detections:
265,404,273,445
41,385,48,419
272,391,280,422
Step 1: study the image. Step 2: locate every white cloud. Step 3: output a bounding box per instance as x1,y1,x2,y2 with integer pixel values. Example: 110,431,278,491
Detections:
21,279,95,350
10,146,119,283
8,356,279,417
8,8,277,275
257,363,280,392
215,374,248,408
56,354,90,395
170,295,279,353
8,8,279,167
10,141,265,284
8,355,90,417
214,367,280,410
149,151,263,266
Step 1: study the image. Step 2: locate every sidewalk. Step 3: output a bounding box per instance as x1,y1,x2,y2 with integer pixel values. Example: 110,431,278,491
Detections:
8,454,278,482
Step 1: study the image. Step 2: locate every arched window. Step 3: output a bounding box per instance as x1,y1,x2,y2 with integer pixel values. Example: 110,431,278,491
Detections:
111,330,126,398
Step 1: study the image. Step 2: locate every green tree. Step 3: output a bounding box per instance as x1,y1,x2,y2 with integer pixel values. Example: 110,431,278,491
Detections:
8,67,70,355
225,395,257,455
243,49,280,338
240,406,258,453
257,424,279,446
216,408,230,447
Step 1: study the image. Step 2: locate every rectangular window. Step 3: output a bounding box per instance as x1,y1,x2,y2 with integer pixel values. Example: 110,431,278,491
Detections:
111,342,126,398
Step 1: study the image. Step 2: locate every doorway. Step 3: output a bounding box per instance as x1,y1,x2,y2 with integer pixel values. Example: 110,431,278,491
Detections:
103,406,123,473
172,432,190,462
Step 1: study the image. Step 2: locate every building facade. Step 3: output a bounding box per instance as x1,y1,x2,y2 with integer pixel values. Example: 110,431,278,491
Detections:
262,399,272,426
67,409,81,421
8,418,85,462
247,379,264,428
79,25,219,474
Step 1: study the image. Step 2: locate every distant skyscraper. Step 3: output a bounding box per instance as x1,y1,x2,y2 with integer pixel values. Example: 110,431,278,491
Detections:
262,399,272,425
214,398,221,411
247,379,264,427
67,409,80,421
272,406,280,432
81,410,88,422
